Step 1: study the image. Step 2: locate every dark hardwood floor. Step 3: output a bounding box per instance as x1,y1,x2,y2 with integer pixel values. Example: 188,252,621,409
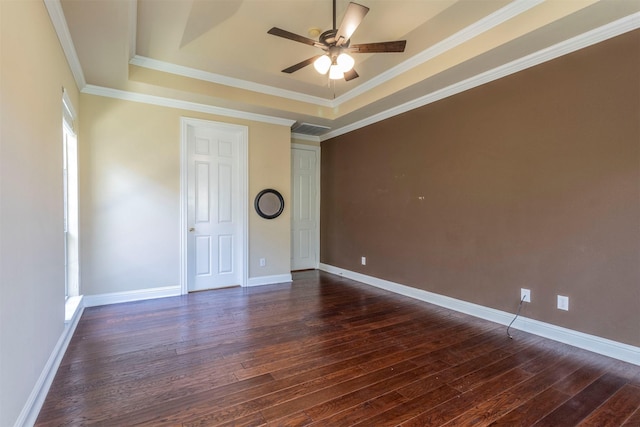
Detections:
36,270,640,426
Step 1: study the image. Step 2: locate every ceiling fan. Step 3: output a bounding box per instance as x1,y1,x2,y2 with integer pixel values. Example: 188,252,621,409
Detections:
267,0,406,81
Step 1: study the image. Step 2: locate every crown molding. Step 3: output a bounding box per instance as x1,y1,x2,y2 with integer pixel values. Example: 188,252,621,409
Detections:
322,12,640,141
130,55,334,108
44,0,86,90
82,85,296,127
291,133,321,143
128,0,542,111
334,0,544,106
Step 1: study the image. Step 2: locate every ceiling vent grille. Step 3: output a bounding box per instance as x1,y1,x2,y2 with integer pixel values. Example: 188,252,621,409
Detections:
292,122,331,136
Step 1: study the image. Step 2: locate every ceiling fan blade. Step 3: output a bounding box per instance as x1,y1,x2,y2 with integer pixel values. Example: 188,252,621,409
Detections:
282,55,323,74
348,40,407,53
344,68,359,81
335,2,369,46
268,27,320,47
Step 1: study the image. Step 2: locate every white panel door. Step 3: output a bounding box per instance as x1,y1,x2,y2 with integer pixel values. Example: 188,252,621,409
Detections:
291,146,319,270
186,121,245,291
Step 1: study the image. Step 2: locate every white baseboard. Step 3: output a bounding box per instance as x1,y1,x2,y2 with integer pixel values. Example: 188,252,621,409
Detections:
246,273,292,287
83,285,181,307
15,296,85,427
319,263,640,366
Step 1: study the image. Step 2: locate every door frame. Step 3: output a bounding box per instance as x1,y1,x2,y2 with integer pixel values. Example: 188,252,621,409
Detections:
291,143,321,270
180,117,249,294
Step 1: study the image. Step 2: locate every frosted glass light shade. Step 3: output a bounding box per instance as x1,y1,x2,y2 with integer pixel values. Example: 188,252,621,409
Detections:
313,55,331,74
337,53,354,72
329,65,344,80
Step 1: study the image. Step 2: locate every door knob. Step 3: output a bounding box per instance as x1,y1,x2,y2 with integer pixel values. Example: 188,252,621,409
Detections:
189,227,195,232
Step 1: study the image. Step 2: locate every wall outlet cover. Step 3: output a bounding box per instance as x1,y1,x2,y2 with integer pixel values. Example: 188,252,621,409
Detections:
557,295,569,311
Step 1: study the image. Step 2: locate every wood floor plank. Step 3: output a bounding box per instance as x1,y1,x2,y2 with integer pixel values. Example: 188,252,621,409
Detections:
534,373,629,426
34,270,640,426
104,358,364,425
551,361,607,396
622,408,640,427
259,361,421,422
266,358,451,425
577,384,640,427
181,365,388,426
396,347,514,400
351,383,461,427
398,368,533,427
305,391,408,426
448,348,538,393
488,387,571,426
441,354,584,426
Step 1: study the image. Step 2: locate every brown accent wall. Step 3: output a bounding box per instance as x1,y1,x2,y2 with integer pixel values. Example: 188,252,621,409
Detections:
321,30,640,346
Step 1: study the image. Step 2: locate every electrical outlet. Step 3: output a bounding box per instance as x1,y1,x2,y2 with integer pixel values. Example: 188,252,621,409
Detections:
259,258,266,267
521,288,531,303
361,256,366,265
557,295,569,311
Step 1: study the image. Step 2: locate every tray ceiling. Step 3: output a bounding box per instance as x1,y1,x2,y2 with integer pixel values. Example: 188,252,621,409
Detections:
58,0,640,138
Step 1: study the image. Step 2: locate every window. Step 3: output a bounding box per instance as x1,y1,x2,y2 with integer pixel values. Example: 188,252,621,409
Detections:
62,91,79,303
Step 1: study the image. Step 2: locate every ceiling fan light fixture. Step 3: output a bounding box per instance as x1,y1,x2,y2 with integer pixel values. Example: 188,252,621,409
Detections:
336,53,354,72
329,64,344,80
313,55,331,74
268,1,406,82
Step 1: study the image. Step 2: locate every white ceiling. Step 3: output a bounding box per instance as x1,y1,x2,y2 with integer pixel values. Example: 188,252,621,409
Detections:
57,0,640,138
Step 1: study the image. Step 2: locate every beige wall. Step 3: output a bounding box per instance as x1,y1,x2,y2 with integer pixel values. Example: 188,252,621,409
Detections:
249,123,291,278
321,30,640,347
80,94,291,295
0,1,80,425
80,97,181,294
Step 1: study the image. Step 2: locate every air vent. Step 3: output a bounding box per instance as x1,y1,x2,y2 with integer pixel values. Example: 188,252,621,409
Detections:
291,122,331,136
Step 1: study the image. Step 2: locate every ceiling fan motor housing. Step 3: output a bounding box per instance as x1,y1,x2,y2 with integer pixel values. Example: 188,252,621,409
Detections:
319,29,350,48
